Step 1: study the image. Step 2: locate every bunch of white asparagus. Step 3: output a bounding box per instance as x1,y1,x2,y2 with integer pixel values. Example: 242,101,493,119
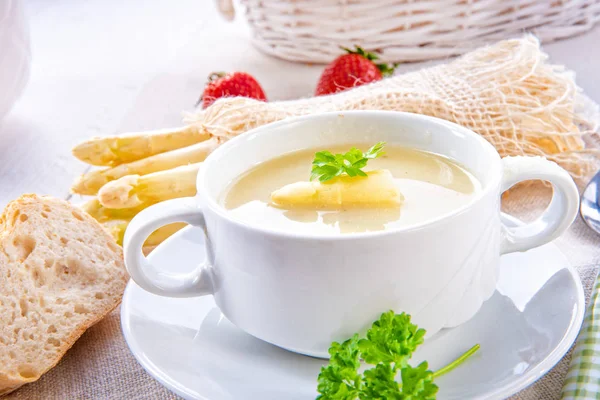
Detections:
72,126,220,253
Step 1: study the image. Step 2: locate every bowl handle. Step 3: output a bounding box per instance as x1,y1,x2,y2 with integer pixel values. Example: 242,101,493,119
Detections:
123,197,214,297
500,156,579,254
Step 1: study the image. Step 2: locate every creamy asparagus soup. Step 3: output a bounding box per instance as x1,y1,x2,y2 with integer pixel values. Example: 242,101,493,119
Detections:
222,143,481,234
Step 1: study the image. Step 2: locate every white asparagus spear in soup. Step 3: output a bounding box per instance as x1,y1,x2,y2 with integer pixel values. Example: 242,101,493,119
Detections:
98,163,200,209
72,137,218,195
72,125,210,166
271,169,403,209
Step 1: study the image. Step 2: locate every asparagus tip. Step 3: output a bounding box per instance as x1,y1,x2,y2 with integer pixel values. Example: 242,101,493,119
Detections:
98,175,142,209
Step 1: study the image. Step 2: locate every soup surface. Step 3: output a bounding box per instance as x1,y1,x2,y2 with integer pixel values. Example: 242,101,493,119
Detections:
222,145,481,234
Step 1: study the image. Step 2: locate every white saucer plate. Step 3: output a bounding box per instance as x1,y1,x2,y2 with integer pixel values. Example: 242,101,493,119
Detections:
121,218,585,400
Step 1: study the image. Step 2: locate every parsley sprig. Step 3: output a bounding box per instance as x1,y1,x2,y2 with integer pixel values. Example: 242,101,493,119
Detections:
317,311,480,400
311,142,386,182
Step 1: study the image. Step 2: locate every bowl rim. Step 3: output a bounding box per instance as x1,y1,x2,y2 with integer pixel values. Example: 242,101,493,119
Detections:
196,110,503,240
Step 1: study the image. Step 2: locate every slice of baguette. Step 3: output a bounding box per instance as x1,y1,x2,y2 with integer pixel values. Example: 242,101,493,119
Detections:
0,194,128,395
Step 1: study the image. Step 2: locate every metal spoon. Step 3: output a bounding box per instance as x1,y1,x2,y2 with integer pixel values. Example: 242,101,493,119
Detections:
580,169,600,234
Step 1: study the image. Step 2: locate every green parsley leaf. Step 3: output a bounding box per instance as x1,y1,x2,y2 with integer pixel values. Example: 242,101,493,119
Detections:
398,362,438,399
360,361,438,400
317,310,479,399
317,334,362,400
361,363,402,399
310,142,386,182
364,142,386,159
314,151,337,165
358,311,425,368
351,159,368,169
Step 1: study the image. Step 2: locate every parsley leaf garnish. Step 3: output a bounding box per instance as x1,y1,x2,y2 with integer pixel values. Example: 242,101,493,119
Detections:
398,362,438,399
316,311,479,400
361,363,402,399
317,334,362,399
311,142,386,182
358,311,426,368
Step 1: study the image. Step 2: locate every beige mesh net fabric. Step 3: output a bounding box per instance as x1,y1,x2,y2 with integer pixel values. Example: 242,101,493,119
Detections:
184,36,600,183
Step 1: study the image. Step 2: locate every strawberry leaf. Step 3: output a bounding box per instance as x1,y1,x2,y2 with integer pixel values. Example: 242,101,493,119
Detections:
341,46,398,76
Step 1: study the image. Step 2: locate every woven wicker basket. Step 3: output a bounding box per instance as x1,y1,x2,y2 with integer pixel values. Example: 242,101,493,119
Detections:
215,0,600,63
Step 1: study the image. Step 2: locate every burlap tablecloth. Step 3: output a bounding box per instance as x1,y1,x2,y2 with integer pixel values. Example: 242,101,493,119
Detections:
5,186,600,400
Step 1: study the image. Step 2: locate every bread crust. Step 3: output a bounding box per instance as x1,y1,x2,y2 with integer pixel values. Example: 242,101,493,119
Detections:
0,194,128,395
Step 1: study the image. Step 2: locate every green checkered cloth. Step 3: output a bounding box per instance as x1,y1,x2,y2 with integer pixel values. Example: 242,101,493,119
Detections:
562,270,600,399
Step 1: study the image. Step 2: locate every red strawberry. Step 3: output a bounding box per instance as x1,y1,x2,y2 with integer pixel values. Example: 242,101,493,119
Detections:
199,72,267,108
315,47,397,96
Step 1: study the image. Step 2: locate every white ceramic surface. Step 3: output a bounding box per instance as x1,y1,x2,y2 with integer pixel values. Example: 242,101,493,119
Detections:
121,217,585,400
0,0,31,121
123,111,579,357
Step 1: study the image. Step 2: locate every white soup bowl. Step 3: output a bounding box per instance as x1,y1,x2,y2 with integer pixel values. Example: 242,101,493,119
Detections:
123,111,579,358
